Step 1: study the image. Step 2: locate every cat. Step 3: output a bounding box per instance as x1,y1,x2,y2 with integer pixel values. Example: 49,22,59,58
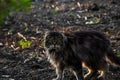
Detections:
44,31,120,80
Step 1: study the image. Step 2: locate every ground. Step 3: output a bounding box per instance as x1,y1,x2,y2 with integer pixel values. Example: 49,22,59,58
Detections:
0,0,120,80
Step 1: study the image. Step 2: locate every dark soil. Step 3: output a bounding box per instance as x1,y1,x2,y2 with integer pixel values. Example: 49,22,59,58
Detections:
0,0,120,80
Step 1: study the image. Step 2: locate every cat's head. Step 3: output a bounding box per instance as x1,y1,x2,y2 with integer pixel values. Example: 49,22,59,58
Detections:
44,31,67,53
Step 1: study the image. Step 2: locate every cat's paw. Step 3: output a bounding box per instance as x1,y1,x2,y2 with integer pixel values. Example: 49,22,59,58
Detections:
52,78,61,80
52,78,58,80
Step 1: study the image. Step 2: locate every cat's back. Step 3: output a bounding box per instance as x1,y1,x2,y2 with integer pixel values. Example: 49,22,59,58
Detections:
72,31,110,44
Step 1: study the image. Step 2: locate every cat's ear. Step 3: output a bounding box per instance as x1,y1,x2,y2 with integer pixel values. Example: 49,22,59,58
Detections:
44,30,51,36
61,33,67,41
45,31,49,35
44,31,50,48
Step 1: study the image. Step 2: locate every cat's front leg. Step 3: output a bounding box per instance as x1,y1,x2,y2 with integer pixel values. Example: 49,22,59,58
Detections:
52,65,64,80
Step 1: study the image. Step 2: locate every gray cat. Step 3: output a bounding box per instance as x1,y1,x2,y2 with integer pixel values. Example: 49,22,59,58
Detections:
44,31,120,80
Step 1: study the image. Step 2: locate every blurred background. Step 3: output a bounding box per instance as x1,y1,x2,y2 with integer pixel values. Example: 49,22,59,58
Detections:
0,0,120,80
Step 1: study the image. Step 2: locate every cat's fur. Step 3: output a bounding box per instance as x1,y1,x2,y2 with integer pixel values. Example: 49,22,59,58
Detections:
44,31,120,80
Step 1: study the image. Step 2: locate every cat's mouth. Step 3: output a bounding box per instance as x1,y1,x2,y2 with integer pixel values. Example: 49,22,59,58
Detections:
48,45,62,53
49,48,56,53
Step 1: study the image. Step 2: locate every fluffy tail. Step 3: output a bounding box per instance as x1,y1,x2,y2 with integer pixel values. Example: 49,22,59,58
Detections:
106,47,120,66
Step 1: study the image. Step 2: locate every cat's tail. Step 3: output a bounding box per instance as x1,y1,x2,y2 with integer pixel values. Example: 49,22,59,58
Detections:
106,47,120,66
